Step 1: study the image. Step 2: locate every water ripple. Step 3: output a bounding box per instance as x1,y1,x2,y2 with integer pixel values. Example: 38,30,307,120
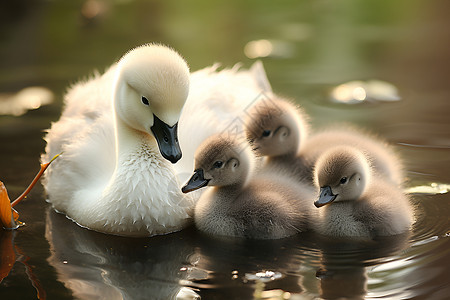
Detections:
244,270,284,283
405,182,450,195
397,142,450,149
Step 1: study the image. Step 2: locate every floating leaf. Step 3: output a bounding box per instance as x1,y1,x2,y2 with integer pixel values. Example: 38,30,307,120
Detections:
1,153,59,230
0,182,19,230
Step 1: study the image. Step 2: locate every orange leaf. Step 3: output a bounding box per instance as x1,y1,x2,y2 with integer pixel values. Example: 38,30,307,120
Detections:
0,181,17,230
12,208,19,222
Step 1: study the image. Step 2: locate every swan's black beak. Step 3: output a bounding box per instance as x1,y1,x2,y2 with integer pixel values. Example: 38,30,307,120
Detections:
151,114,182,164
314,186,337,208
182,169,210,193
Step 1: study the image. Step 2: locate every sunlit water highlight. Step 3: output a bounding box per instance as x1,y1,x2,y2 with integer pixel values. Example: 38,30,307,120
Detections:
330,80,401,104
406,182,450,195
0,87,53,116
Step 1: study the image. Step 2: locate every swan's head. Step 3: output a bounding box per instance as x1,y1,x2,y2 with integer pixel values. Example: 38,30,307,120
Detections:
181,134,253,193
114,44,190,163
313,146,371,207
245,98,308,157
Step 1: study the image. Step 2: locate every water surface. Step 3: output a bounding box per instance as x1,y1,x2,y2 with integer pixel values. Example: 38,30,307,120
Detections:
1,1,449,299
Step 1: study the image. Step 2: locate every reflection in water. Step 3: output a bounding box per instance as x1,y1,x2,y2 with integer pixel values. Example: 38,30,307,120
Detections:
317,266,367,300
244,39,294,59
0,230,46,299
0,231,16,283
186,232,317,299
43,197,449,299
315,233,410,300
185,230,417,299
244,40,273,59
45,208,200,300
405,182,450,195
244,270,283,282
0,87,53,116
330,80,400,104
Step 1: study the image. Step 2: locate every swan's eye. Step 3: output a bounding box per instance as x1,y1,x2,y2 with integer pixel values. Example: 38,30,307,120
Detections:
262,130,271,137
213,161,223,169
141,96,149,106
340,177,348,184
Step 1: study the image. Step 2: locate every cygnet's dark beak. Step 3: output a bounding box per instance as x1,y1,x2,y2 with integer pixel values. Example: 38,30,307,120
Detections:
182,169,210,193
151,114,182,164
314,186,338,208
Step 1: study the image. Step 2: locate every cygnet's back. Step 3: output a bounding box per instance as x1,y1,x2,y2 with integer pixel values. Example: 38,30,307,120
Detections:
303,126,404,185
245,98,404,185
182,134,314,239
313,146,413,238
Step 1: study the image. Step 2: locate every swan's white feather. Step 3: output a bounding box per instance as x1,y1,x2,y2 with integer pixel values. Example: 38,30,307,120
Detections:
176,61,273,179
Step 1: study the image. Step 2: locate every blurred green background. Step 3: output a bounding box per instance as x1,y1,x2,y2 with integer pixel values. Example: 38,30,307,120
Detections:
2,0,447,94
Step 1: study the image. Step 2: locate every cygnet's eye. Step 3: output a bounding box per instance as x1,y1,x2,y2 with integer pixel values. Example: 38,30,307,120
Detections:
340,177,348,184
141,96,149,106
261,130,271,138
213,161,223,169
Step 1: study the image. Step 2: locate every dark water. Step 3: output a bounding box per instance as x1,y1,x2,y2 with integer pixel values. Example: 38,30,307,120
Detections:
1,0,449,299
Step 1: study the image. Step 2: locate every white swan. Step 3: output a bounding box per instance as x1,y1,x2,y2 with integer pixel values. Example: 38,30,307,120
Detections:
181,134,314,239
313,146,413,238
41,44,193,236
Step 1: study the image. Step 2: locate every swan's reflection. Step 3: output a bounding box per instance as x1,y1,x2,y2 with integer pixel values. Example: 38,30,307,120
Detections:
45,208,200,300
46,205,412,299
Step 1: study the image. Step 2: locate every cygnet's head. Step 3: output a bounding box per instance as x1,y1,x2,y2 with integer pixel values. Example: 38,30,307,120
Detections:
313,146,371,207
181,135,253,193
245,98,308,157
114,44,190,163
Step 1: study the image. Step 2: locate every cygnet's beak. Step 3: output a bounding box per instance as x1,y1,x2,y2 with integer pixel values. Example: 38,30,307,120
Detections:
182,169,210,193
151,114,182,164
314,186,337,208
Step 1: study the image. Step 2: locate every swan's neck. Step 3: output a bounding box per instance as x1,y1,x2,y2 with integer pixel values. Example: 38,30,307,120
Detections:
114,116,156,164
87,115,190,235
111,74,157,162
